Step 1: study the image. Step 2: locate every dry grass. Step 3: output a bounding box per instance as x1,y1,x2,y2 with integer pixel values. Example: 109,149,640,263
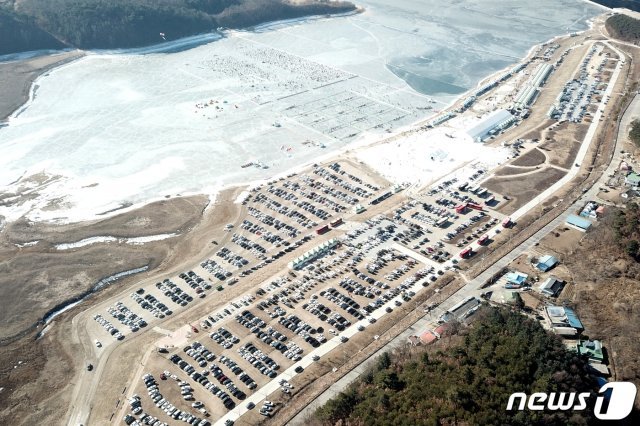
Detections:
559,215,640,392
493,166,537,176
0,195,210,339
541,124,585,169
510,148,547,167
483,167,567,214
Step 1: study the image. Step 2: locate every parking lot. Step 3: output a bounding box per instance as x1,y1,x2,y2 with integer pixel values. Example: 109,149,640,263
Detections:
549,43,617,123
93,158,515,425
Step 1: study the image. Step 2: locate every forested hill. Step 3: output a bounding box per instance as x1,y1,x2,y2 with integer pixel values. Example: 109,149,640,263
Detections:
313,307,603,425
0,7,65,54
0,0,356,55
606,13,640,41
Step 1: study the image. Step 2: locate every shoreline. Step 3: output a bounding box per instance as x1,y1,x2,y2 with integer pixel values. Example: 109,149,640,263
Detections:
0,11,603,227
0,8,365,123
0,50,85,123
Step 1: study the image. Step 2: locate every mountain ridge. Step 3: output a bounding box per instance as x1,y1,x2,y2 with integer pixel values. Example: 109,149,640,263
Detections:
0,0,357,55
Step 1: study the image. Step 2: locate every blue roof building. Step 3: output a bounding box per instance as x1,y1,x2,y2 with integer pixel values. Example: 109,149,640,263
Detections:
505,271,528,286
536,255,558,272
566,215,592,232
546,305,584,332
564,307,584,330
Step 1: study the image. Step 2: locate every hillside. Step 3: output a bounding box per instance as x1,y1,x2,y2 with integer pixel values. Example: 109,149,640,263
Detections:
0,7,65,54
606,13,640,42
312,307,601,425
0,0,356,54
564,207,640,395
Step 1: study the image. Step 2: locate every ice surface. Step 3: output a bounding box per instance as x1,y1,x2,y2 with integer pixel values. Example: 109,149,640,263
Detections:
0,0,604,223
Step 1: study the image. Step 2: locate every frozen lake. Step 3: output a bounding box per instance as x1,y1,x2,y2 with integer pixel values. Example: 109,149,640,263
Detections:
0,0,604,223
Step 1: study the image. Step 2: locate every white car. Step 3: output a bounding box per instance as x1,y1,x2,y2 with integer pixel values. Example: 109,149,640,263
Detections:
95,340,102,348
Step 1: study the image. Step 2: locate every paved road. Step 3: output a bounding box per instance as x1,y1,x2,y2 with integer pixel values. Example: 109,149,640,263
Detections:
289,42,632,425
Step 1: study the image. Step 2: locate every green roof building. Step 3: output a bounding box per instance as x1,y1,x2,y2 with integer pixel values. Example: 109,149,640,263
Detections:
577,340,604,363
625,172,640,187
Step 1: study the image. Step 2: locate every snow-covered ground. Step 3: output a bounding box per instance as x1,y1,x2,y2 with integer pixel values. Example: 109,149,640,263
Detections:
356,127,510,189
0,0,603,223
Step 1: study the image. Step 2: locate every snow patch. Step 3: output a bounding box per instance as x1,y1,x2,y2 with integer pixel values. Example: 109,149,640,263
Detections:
356,127,510,189
55,233,177,250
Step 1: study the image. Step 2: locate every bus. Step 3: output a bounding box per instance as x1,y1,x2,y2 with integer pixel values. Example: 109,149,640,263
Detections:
459,247,473,259
316,225,330,235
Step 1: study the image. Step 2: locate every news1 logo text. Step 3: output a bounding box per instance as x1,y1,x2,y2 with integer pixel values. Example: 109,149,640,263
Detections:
507,382,637,420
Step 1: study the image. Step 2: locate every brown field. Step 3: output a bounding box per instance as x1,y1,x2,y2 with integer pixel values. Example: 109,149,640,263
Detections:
540,121,588,169
510,148,547,167
0,194,218,340
493,166,538,176
483,167,567,214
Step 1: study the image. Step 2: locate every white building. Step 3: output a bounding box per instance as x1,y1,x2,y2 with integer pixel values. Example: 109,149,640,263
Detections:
466,109,516,142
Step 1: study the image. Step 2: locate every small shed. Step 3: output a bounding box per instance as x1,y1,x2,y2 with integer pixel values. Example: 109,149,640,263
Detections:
407,335,421,346
419,330,438,344
539,275,564,297
433,324,448,337
504,291,520,304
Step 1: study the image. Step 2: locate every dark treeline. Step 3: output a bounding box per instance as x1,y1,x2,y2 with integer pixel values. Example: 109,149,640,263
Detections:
313,307,602,425
0,0,355,55
591,0,640,11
